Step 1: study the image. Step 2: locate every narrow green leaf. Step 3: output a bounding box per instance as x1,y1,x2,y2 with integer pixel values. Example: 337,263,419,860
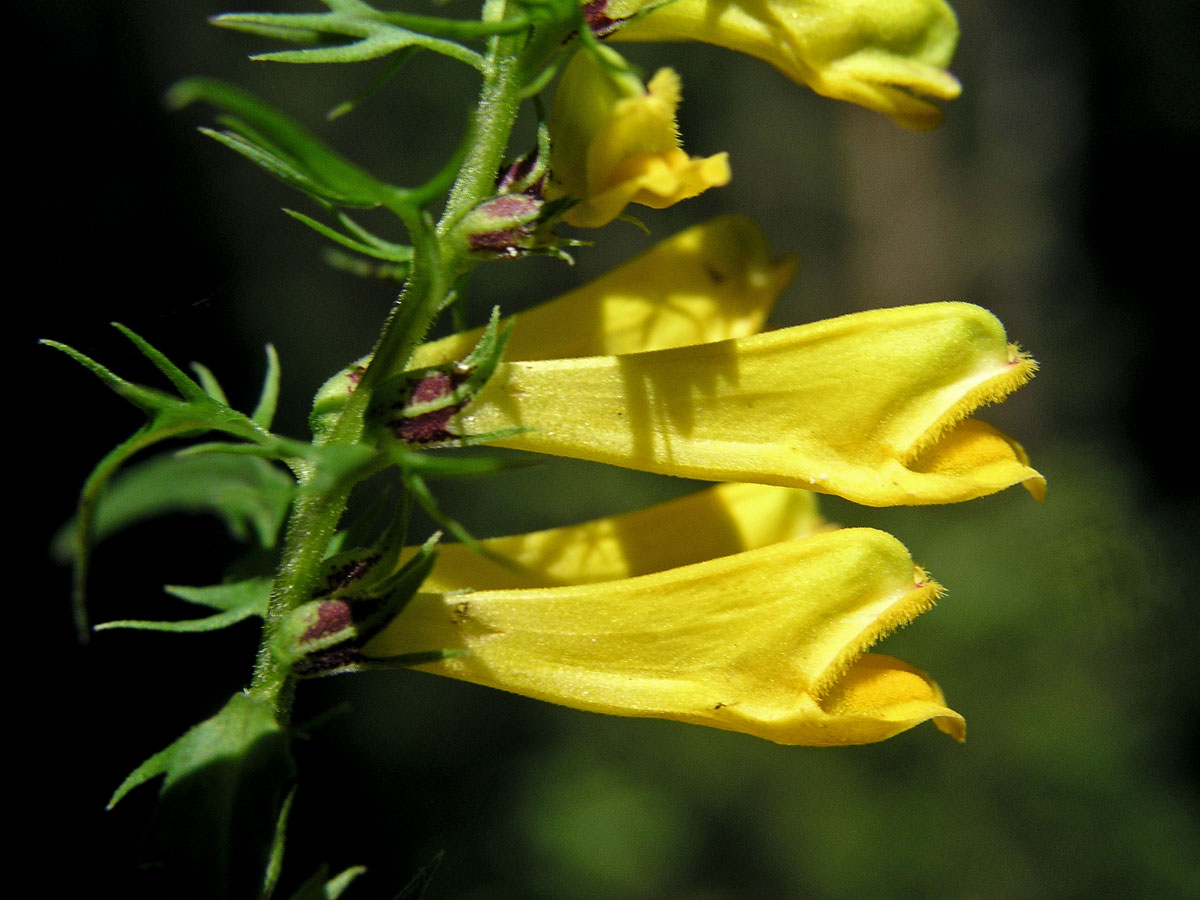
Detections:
62,425,201,639
40,339,181,415
192,361,231,405
109,735,178,809
252,345,281,429
284,209,413,262
94,606,261,633
334,209,416,253
172,78,399,207
324,866,368,898
211,19,325,44
166,578,273,613
260,788,296,900
251,34,415,65
113,323,209,401
322,249,411,282
385,445,531,478
404,471,489,558
286,864,367,900
200,127,340,204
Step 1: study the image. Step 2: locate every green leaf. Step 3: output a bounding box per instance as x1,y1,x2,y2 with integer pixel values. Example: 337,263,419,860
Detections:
384,445,534,478
93,607,260,633
302,443,381,494
171,78,401,208
115,694,297,900
260,788,296,900
252,345,282,429
284,209,413,262
92,578,272,633
212,11,484,70
114,322,211,401
52,453,295,560
165,578,274,613
46,327,287,637
200,127,343,205
287,864,367,900
192,361,231,405
109,693,289,807
321,249,411,282
404,471,490,558
40,338,186,416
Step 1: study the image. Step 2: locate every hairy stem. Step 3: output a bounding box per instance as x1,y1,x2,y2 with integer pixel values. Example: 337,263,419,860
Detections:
249,0,529,716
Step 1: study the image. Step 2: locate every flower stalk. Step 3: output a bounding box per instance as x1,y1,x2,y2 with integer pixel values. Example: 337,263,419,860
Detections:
251,0,534,713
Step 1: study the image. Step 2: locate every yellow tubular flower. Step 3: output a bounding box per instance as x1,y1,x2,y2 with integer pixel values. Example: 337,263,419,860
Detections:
310,216,793,422
605,0,963,129
418,482,826,592
450,302,1045,506
547,45,731,227
412,216,793,366
364,528,965,746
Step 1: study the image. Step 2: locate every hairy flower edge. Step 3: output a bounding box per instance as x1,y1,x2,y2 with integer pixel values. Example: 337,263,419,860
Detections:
365,528,964,745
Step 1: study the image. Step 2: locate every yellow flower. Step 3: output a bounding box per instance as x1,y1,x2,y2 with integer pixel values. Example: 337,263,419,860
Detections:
310,216,793,425
448,302,1044,506
604,0,963,129
365,525,965,746
342,222,1037,748
547,45,731,227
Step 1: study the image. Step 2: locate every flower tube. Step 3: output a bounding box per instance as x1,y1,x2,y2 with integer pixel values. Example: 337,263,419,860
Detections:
448,302,1044,506
364,528,965,746
417,481,825,592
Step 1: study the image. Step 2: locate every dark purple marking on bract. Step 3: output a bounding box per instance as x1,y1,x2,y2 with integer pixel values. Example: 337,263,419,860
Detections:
470,226,529,255
315,554,381,597
293,644,363,677
301,599,354,644
393,407,458,444
497,151,538,192
391,370,468,443
410,370,454,404
583,0,626,36
485,194,540,219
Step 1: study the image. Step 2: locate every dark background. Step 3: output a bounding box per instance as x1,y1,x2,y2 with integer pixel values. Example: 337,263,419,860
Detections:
23,1,1198,897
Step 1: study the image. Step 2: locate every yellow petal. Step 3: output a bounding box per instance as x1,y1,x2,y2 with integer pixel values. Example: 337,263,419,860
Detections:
310,217,794,425
608,0,962,129
547,47,730,227
412,216,794,367
364,528,958,745
451,302,1044,506
420,482,825,592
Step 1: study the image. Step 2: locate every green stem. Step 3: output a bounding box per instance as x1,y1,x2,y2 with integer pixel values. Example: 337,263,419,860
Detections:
248,0,530,716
